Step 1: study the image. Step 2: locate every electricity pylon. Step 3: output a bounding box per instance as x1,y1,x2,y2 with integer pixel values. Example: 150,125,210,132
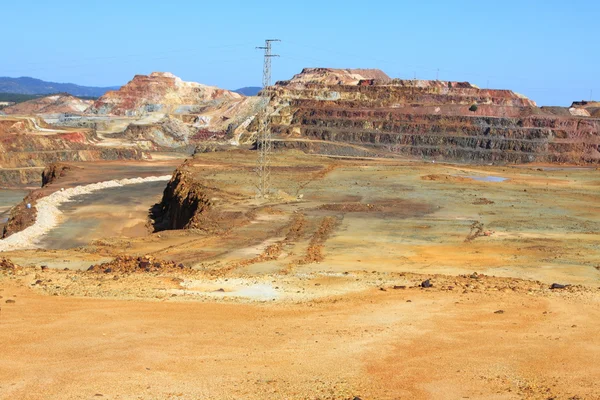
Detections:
255,39,280,198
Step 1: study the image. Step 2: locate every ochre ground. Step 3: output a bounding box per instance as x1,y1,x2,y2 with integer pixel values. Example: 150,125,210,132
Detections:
1,278,599,399
1,150,599,399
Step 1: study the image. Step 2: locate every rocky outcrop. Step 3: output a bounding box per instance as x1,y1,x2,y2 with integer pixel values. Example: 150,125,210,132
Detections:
152,167,215,231
87,255,190,274
41,163,73,187
88,72,242,116
571,101,600,118
2,191,41,239
266,68,600,164
152,165,250,232
2,94,93,115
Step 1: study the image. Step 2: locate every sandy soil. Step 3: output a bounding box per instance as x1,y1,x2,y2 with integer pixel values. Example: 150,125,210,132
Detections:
1,151,599,399
1,272,599,400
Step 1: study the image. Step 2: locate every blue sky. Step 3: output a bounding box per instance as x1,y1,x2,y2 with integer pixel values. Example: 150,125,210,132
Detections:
2,0,598,106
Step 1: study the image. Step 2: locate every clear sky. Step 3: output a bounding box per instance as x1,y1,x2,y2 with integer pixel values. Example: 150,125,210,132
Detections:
2,0,598,106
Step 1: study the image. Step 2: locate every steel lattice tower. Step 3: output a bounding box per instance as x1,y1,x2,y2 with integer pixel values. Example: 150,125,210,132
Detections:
256,39,280,198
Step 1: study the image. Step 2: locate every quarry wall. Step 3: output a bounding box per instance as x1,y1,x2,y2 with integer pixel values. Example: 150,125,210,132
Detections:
267,71,600,164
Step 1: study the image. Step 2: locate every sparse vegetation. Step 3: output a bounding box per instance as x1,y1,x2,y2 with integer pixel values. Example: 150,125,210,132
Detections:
469,104,478,112
0,92,98,104
0,93,43,103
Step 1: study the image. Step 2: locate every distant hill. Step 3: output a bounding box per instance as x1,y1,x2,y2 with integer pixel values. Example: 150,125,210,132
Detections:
0,92,98,104
0,77,120,97
234,87,262,96
0,93,46,103
2,93,94,115
89,72,243,116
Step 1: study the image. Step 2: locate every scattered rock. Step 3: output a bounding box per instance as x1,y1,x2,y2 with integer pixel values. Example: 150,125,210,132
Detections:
473,198,495,205
86,256,191,274
393,285,406,290
0,258,18,270
379,287,387,291
550,283,569,290
5,299,16,304
41,265,48,271
421,279,433,288
494,310,505,314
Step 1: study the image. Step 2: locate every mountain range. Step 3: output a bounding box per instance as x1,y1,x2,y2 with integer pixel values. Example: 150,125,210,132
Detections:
0,77,121,97
0,76,261,99
232,87,261,96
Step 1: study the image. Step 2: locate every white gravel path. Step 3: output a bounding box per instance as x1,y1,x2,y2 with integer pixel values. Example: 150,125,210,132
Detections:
0,175,172,252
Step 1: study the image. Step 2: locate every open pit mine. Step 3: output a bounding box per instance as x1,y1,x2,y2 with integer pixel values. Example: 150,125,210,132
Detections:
0,68,599,400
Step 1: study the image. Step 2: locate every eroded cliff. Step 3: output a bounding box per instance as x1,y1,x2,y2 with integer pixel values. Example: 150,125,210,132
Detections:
152,163,250,233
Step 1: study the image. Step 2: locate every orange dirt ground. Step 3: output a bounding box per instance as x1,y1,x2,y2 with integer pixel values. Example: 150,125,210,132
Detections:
1,151,599,399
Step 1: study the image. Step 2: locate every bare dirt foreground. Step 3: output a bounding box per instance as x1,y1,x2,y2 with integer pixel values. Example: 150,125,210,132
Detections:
1,151,600,399
1,273,599,400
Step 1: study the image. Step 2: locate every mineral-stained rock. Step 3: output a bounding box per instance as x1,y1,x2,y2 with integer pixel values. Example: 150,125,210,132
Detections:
0,258,18,270
88,72,242,116
0,117,143,187
41,163,73,187
266,68,600,165
151,164,249,232
87,255,190,274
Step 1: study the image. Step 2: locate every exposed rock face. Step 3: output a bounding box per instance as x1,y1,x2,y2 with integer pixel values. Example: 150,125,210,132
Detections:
153,167,215,231
278,68,391,87
41,163,73,187
267,68,600,164
2,94,93,115
571,101,600,118
0,124,142,169
152,164,250,232
2,191,40,239
88,72,243,116
118,116,196,150
0,116,143,186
